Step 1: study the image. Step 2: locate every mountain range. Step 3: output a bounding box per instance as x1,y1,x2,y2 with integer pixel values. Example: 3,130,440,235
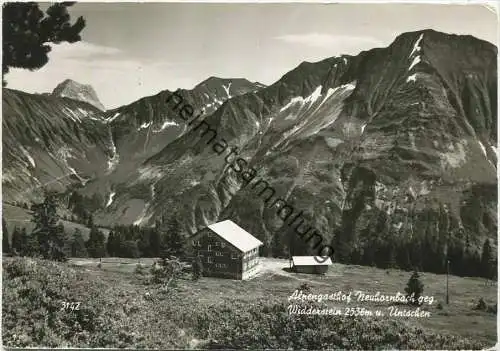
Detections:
2,29,497,261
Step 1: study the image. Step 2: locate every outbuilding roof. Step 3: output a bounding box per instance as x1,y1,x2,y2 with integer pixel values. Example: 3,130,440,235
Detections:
292,256,333,266
207,220,263,253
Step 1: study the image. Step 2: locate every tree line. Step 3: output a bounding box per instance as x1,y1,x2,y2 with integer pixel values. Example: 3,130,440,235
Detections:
3,192,188,261
270,220,496,280
2,191,496,280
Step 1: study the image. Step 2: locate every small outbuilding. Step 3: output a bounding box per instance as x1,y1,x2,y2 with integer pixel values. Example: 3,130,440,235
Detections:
290,256,333,274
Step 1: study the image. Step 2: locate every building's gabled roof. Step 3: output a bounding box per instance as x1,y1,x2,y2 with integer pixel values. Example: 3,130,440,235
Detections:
292,256,333,266
207,220,263,253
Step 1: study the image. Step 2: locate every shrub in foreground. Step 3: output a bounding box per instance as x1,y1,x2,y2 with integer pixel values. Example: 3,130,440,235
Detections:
187,302,485,350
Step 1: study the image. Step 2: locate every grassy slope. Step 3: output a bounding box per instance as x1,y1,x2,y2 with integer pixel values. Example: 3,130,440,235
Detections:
2,257,496,349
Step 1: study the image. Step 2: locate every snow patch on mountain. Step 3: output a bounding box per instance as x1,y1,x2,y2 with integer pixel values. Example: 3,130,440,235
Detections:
478,141,488,157
409,56,421,71
408,34,424,71
280,85,323,113
138,166,165,181
20,146,36,168
76,107,89,116
64,107,83,123
150,184,156,200
319,82,356,110
407,74,417,83
491,145,498,157
440,141,467,168
325,137,344,148
478,141,496,168
107,112,121,123
223,83,232,98
106,192,116,207
276,82,356,146
154,120,179,133
133,205,152,226
107,133,119,172
360,124,367,134
410,34,424,57
138,121,153,131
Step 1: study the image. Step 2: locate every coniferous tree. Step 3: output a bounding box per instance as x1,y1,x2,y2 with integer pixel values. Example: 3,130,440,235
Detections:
192,255,203,280
481,239,494,279
55,223,69,261
114,229,127,257
386,242,397,269
361,240,376,267
405,270,424,306
106,230,116,256
86,214,94,229
25,227,39,257
31,192,66,260
122,240,140,258
71,228,87,257
86,226,106,258
165,217,185,257
409,237,423,271
462,234,482,277
138,229,151,257
3,2,86,85
450,236,468,276
271,231,286,258
11,226,23,255
149,228,162,257
2,218,10,254
396,242,412,271
333,226,352,264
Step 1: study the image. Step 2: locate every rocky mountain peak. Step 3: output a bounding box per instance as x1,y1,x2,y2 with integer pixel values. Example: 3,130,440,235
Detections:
52,79,106,111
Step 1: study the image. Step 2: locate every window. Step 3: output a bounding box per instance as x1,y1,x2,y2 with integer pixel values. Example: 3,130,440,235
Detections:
215,241,220,247
207,257,213,264
215,251,223,257
221,242,226,248
231,253,238,260
208,245,212,252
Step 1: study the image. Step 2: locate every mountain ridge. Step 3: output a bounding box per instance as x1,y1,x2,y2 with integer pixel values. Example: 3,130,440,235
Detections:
2,29,497,268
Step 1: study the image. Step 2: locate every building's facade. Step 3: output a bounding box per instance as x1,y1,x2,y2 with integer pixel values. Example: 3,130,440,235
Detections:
291,256,333,274
191,220,263,280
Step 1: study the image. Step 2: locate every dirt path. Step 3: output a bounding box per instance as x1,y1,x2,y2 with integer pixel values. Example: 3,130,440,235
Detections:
253,258,332,286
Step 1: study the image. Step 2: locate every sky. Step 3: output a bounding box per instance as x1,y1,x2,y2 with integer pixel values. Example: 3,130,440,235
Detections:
5,2,498,109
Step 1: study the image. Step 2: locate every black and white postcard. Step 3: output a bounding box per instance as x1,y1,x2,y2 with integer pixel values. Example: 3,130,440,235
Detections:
1,1,498,350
